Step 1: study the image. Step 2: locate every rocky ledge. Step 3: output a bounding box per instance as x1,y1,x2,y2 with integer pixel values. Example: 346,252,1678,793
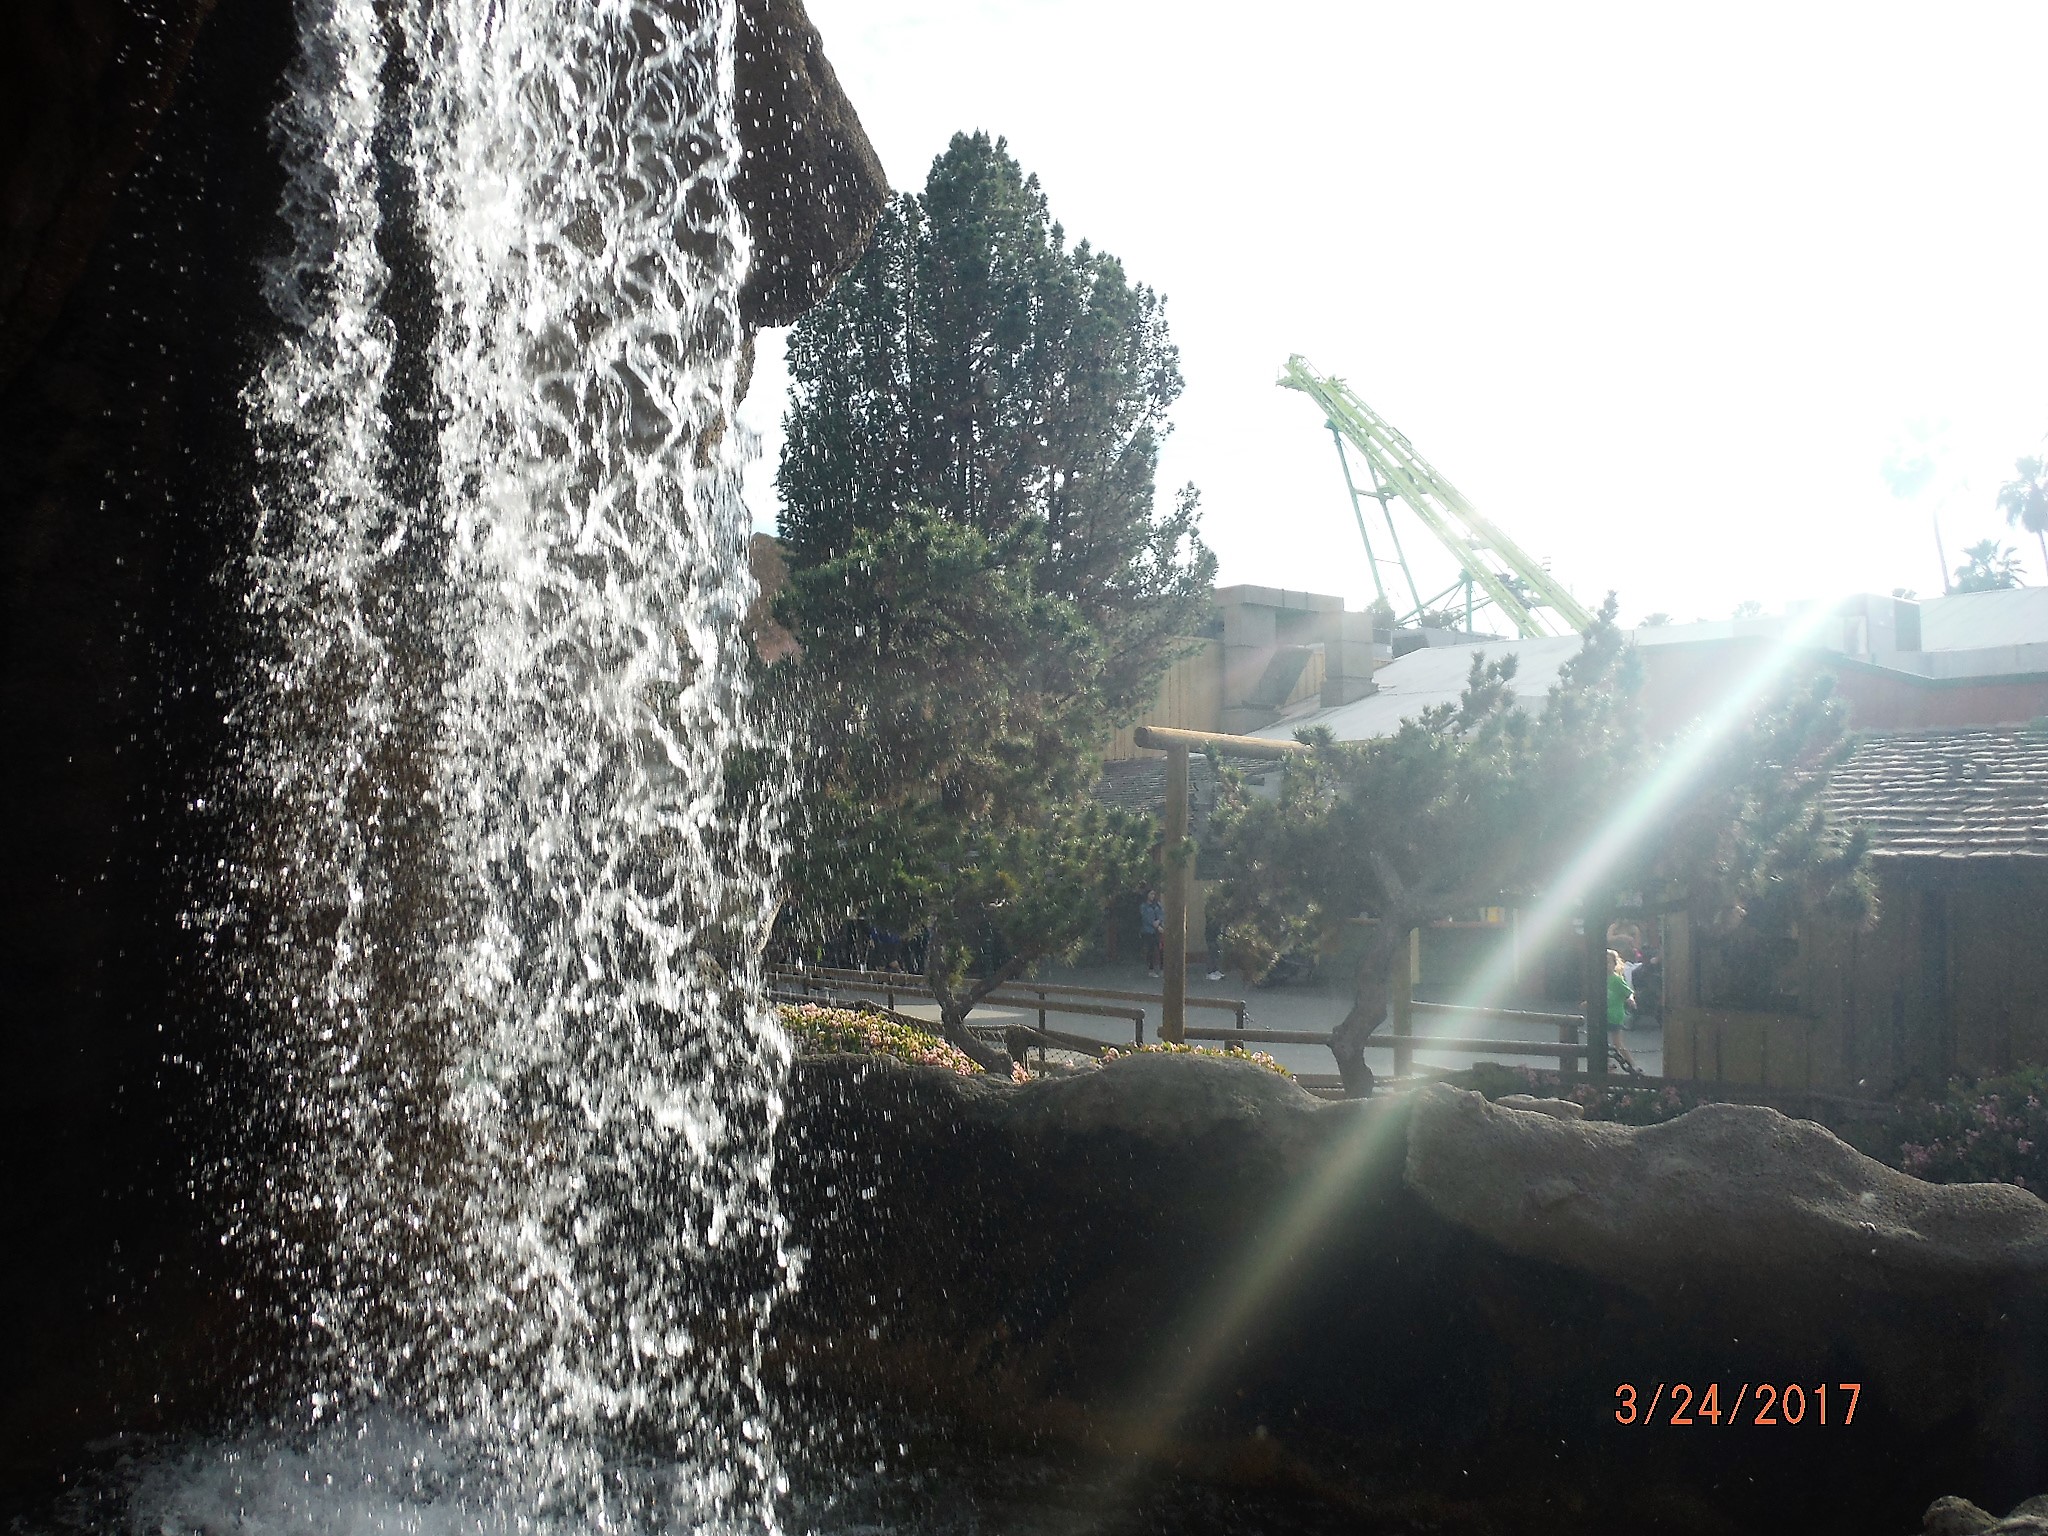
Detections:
776,1055,2048,1535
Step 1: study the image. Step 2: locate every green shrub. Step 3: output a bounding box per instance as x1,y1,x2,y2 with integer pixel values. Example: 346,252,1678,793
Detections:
1099,1041,1294,1079
779,1002,982,1076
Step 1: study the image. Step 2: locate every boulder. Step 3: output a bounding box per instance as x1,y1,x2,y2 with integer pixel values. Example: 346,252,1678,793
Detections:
1921,1495,2048,1536
777,1060,2048,1535
1496,1092,1585,1120
1926,1499,2000,1535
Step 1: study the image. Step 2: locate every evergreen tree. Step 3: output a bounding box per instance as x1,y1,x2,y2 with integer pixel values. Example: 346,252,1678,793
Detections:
772,133,1213,1062
779,131,1212,715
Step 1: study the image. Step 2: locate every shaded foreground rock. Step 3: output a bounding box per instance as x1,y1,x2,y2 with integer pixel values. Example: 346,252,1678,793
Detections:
1923,1493,2048,1535
777,1058,2048,1535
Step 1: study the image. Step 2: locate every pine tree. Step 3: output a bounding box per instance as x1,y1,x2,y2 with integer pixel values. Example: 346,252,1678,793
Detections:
772,132,1214,1061
779,131,1212,715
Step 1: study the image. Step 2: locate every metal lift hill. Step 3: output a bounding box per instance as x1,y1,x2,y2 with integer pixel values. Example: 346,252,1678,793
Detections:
1280,355,1593,639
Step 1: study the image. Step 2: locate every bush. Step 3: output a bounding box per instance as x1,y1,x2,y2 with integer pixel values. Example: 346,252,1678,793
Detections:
1099,1041,1294,1079
779,1002,983,1076
1894,1066,2048,1194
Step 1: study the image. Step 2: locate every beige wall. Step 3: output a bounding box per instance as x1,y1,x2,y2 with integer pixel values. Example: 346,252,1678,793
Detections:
1105,638,1326,761
1106,639,1224,760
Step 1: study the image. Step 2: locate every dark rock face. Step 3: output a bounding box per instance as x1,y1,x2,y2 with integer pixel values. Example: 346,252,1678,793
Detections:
777,1058,2048,1534
0,0,883,1500
732,0,888,330
0,0,299,1491
0,0,219,383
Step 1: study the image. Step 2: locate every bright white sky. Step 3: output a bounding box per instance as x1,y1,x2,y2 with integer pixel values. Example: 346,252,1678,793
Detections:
737,1,2048,625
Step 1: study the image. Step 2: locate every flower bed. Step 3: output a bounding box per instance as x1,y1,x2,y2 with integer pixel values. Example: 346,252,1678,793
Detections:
779,1002,982,1076
1099,1041,1293,1078
1894,1066,2048,1194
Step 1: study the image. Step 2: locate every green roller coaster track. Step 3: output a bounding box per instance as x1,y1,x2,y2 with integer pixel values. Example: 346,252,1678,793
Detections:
1280,355,1593,639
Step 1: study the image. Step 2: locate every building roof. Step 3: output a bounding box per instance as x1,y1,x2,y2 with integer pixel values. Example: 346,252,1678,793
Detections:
1918,588,2048,652
1824,727,2048,859
1248,634,1588,744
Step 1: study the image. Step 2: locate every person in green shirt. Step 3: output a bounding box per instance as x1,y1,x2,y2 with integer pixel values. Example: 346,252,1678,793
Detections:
1607,949,1636,1032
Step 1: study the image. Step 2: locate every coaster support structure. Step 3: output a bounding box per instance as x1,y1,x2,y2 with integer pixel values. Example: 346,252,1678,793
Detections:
1281,355,1595,638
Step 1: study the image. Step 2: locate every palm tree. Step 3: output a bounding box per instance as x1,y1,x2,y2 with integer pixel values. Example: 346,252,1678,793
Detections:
1997,455,2048,574
1953,538,2025,594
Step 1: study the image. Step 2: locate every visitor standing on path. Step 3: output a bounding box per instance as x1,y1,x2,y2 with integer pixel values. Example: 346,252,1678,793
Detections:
1139,889,1165,977
1608,948,1637,1032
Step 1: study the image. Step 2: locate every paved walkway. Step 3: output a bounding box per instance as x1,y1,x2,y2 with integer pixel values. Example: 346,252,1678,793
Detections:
840,958,1664,1082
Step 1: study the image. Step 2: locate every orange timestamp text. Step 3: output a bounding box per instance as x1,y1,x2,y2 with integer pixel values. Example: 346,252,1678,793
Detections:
1614,1382,1861,1427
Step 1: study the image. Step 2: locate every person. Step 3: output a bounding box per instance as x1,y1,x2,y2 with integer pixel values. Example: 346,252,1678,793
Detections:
1634,948,1664,1027
1607,948,1637,1033
1139,889,1165,977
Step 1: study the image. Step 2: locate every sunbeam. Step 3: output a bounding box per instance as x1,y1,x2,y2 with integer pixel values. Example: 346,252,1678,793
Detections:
1437,597,1862,1050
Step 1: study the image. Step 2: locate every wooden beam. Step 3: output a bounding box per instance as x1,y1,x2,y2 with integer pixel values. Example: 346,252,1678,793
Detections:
1586,910,1611,1084
1133,724,1311,758
1162,741,1189,1043
1390,926,1419,1077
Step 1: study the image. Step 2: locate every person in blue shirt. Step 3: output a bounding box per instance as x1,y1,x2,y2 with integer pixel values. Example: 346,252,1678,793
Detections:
1139,891,1165,977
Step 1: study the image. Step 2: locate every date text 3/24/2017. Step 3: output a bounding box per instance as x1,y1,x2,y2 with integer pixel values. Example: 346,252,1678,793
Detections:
1614,1383,1861,1426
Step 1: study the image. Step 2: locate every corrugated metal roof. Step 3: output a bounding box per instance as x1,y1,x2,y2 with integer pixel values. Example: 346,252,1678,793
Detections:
1248,635,1586,744
1917,588,2048,652
1823,727,2048,859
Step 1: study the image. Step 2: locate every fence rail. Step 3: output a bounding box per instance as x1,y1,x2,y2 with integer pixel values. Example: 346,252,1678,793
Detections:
776,969,1631,1080
781,965,1249,1028
1185,1023,1590,1060
771,969,1148,1043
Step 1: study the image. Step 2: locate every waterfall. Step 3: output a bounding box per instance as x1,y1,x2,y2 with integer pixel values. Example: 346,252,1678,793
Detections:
212,0,796,1524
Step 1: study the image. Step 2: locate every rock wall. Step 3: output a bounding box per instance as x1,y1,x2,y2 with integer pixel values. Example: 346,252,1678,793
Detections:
777,1057,2048,1535
0,0,882,1497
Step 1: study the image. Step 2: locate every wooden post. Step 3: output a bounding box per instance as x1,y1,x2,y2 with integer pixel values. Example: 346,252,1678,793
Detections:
1129,725,1306,1050
1391,926,1419,1077
1586,911,1610,1083
1162,742,1190,1044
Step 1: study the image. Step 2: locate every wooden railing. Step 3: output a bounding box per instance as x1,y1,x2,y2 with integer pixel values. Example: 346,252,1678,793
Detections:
770,967,1154,1044
775,966,1639,1082
1183,999,1601,1077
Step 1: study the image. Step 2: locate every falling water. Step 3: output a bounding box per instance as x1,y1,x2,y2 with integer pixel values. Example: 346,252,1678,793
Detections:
201,0,795,1524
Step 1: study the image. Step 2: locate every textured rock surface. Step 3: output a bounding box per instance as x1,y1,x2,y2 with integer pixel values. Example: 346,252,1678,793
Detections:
732,0,888,329
1923,1495,2048,1536
0,0,885,389
778,1061,2048,1535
